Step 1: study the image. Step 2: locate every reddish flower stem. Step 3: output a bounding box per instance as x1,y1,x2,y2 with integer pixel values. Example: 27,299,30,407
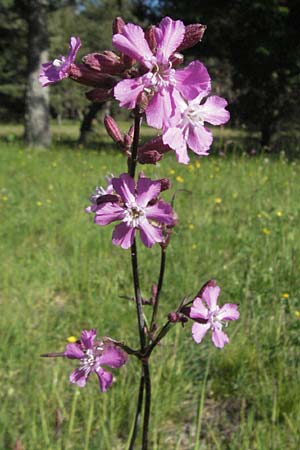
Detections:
150,247,166,333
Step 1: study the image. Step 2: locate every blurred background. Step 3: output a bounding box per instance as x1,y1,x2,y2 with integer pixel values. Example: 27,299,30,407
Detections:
1,1,300,450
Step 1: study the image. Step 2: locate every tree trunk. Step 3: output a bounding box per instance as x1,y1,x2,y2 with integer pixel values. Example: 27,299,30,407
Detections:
24,0,51,147
78,103,104,146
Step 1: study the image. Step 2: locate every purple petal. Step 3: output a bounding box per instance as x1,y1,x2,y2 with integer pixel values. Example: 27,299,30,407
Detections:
136,177,161,207
138,220,163,247
174,61,211,100
202,285,221,310
200,96,230,125
94,203,125,225
163,128,189,164
65,36,81,66
187,125,213,155
69,368,88,387
114,78,145,109
112,23,154,69
145,200,174,225
218,303,240,321
112,174,135,204
99,346,128,369
190,298,209,320
192,322,210,344
64,343,84,359
212,328,229,348
96,367,113,392
146,87,180,130
112,222,135,249
81,329,96,349
155,17,185,64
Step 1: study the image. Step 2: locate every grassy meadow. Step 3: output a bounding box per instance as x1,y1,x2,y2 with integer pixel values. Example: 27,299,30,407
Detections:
1,123,300,450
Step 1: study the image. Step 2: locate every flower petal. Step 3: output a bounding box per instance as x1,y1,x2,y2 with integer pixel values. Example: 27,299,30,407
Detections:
96,367,113,392
112,222,135,249
145,200,174,225
112,173,135,204
155,17,185,63
94,203,125,225
190,298,209,320
199,96,230,125
218,303,240,321
163,127,189,164
192,322,211,344
146,87,180,130
212,328,229,348
114,78,144,109
138,220,163,247
174,61,211,100
202,285,221,310
99,346,128,368
69,368,88,387
187,125,213,155
65,36,81,66
136,177,161,207
112,23,154,68
81,329,97,349
64,343,84,359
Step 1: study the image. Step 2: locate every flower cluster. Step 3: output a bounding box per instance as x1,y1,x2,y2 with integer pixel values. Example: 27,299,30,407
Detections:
40,17,229,164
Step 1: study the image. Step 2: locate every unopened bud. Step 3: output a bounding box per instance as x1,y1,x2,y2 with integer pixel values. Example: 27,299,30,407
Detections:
123,133,133,149
169,52,184,67
138,136,171,155
138,150,163,165
86,88,113,103
113,16,125,35
145,25,157,52
69,64,116,88
151,284,158,304
83,51,125,74
104,115,123,145
168,311,180,322
177,24,207,52
157,177,171,191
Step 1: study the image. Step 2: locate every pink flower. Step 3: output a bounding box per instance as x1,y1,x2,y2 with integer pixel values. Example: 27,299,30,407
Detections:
85,175,117,213
113,17,210,129
163,93,230,164
63,330,127,392
91,173,175,249
39,37,81,87
189,284,239,348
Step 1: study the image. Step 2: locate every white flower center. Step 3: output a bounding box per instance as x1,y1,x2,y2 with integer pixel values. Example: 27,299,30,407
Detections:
185,104,205,126
123,203,146,227
52,57,65,68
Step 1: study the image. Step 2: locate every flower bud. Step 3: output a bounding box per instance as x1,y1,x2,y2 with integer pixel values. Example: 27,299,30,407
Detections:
176,24,207,52
136,91,149,112
138,136,171,155
113,16,125,35
83,51,125,74
137,150,163,165
69,64,116,88
104,115,123,145
145,25,157,52
168,311,180,322
157,177,171,191
86,88,113,103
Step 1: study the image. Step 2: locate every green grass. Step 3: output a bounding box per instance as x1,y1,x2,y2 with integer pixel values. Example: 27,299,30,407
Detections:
1,128,300,449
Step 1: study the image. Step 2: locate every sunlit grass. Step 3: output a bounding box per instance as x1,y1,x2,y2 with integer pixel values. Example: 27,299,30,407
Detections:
1,135,300,449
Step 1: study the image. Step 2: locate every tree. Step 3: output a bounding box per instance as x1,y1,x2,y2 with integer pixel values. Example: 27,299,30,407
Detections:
23,0,51,147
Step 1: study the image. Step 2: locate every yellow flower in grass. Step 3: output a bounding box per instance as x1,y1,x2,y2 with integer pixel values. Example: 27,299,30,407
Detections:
36,201,43,207
281,293,289,299
169,169,175,175
2,196,8,202
67,336,77,343
188,224,195,230
261,228,271,235
294,311,300,318
214,197,222,204
176,175,184,183
195,160,201,169
276,211,283,217
192,244,197,250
